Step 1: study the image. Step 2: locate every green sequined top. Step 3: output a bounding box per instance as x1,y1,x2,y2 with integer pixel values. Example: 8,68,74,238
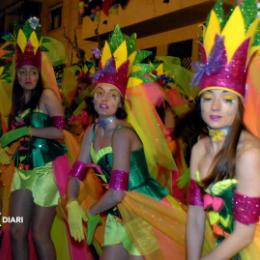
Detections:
204,179,239,259
90,126,168,201
13,109,66,169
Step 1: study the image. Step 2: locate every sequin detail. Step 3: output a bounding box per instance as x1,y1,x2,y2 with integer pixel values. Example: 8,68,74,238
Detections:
51,116,65,129
233,192,260,224
188,179,204,206
109,170,129,191
69,160,87,180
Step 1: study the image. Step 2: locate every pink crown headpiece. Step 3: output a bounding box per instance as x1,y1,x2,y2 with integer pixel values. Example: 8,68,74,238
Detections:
13,17,42,69
16,41,41,69
93,25,155,97
192,1,260,97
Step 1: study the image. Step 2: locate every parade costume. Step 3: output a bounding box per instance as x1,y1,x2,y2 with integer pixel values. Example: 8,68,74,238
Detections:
11,109,66,206
69,25,202,259
190,1,260,258
0,17,92,260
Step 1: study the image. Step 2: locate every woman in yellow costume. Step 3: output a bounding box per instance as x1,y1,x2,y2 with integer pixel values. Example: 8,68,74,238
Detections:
0,17,92,260
66,25,191,259
187,1,260,259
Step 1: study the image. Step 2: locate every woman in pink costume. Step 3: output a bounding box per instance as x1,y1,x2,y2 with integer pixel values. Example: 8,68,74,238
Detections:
187,1,260,259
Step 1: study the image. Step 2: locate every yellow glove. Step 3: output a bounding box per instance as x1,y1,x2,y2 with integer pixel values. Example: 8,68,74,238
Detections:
66,200,87,242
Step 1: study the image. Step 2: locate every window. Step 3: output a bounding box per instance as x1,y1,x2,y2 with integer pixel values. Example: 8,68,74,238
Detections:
49,4,62,30
167,40,192,70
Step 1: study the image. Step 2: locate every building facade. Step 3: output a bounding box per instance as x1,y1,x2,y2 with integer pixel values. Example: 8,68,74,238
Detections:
0,0,233,67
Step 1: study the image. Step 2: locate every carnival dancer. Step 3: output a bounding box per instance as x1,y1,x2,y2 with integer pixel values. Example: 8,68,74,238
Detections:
187,1,260,259
67,25,188,259
0,17,92,260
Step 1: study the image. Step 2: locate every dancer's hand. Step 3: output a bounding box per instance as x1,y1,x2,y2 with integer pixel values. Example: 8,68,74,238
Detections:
66,200,87,241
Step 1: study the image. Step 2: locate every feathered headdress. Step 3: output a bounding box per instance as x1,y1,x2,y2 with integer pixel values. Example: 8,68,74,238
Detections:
0,17,65,98
93,25,176,188
192,0,260,97
77,59,96,84
13,17,43,69
93,25,155,96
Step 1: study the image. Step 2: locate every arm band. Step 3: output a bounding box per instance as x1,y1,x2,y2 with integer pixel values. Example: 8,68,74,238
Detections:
69,160,88,180
233,192,260,225
69,161,102,180
109,170,129,191
188,179,204,206
51,116,66,129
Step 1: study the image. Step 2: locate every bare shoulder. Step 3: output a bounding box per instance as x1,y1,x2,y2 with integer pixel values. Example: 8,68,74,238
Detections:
112,126,133,145
41,88,59,101
191,136,208,158
113,122,137,140
82,124,94,144
237,131,260,160
112,123,141,151
236,131,260,195
40,88,63,115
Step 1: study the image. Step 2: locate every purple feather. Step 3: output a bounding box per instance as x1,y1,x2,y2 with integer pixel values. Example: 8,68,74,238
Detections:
192,35,227,86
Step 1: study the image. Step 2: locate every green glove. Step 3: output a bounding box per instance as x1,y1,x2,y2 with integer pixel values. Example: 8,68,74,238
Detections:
1,126,30,147
87,213,102,245
66,200,87,242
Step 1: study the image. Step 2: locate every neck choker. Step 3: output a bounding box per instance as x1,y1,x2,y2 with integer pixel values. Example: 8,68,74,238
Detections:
208,127,230,142
97,116,116,129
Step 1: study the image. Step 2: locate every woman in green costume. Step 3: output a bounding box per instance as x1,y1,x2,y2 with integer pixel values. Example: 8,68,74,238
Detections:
66,26,184,260
1,17,66,260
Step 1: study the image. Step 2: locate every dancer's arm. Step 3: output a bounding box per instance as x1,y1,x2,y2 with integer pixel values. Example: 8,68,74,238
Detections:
201,146,260,260
89,127,132,215
68,125,93,200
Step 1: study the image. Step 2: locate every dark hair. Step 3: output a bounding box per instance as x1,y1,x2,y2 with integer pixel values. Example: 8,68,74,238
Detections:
85,96,127,120
203,98,244,187
9,74,43,127
115,97,127,119
174,97,207,165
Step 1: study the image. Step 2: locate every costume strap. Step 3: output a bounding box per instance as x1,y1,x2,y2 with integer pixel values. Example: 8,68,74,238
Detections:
51,116,65,129
109,169,129,191
233,191,260,225
188,179,204,206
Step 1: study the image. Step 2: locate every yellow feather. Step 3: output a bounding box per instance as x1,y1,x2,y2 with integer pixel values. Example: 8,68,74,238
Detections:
113,41,128,69
101,41,112,67
128,51,137,67
131,64,141,73
155,63,164,75
90,66,95,74
221,7,246,62
17,29,27,52
204,10,221,57
127,77,143,88
83,64,88,73
29,31,40,54
0,66,4,76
